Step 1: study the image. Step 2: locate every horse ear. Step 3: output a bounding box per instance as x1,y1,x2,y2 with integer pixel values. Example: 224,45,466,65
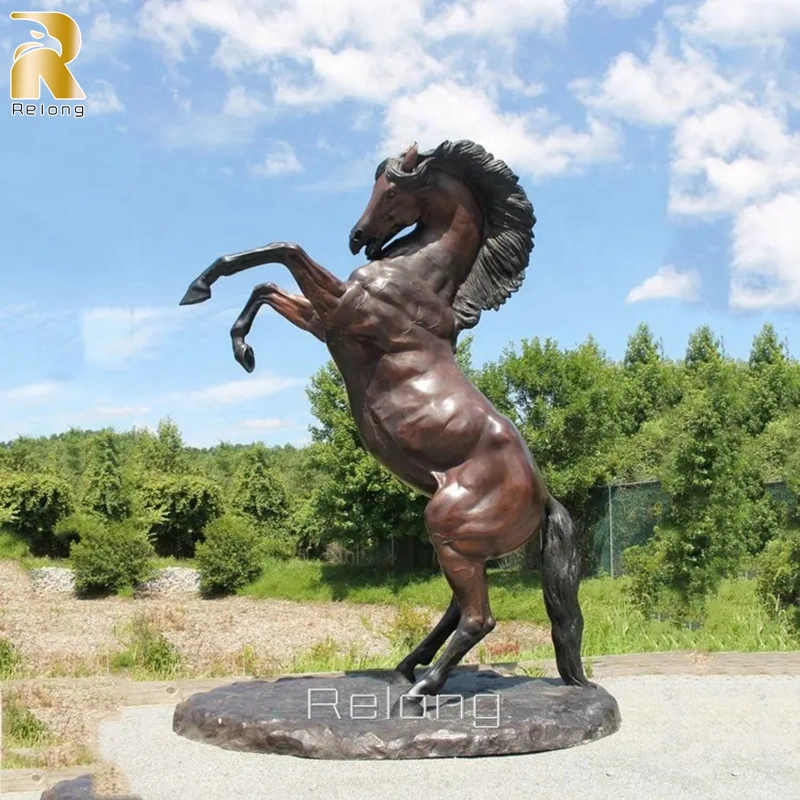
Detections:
400,142,419,172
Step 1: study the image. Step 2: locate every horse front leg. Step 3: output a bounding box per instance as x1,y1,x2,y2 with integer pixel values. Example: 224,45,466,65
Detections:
179,242,346,323
230,282,324,373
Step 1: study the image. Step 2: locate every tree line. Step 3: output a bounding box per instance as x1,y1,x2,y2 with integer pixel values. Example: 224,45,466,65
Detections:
1,322,799,616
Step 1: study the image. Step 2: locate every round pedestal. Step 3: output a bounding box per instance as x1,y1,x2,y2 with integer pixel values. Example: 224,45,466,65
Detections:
173,668,621,760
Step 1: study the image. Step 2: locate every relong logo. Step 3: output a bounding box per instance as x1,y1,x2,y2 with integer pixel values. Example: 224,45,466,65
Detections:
10,11,86,117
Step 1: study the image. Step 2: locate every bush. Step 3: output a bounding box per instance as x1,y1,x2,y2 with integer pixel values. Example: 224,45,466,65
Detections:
195,514,267,595
756,529,800,617
53,511,105,555
134,474,223,558
69,519,156,595
0,471,73,555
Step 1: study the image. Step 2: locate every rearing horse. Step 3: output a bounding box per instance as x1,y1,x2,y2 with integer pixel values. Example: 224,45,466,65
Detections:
180,140,594,710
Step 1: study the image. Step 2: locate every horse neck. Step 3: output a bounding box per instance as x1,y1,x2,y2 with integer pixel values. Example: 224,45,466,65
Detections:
409,183,483,301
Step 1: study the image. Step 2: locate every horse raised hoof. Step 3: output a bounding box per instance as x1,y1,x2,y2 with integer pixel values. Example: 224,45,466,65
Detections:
180,277,212,305
233,341,256,373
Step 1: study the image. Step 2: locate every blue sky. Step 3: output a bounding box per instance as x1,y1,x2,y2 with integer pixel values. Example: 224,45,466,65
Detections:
2,0,799,447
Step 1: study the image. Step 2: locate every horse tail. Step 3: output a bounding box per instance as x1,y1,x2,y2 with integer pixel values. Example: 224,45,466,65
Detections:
540,495,593,687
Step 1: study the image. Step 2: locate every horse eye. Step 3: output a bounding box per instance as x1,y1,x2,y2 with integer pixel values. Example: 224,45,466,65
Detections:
387,187,397,199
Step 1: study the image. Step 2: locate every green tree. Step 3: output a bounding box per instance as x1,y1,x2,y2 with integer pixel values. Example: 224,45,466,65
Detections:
81,430,129,520
134,474,224,558
685,325,724,373
493,335,623,500
135,418,187,474
619,323,682,436
627,353,753,613
0,471,73,555
746,323,798,435
305,361,429,561
230,444,288,525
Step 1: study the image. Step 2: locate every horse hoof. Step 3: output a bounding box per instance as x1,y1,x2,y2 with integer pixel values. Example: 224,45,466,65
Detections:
395,662,416,684
180,278,211,305
234,342,256,373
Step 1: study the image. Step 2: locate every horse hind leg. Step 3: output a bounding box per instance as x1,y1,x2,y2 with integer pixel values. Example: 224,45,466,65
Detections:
395,544,495,715
541,496,595,688
395,595,459,683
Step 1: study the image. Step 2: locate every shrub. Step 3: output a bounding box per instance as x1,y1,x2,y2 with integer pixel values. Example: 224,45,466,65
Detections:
134,474,223,558
756,529,800,618
53,511,105,555
0,471,73,555
69,519,156,595
195,514,267,595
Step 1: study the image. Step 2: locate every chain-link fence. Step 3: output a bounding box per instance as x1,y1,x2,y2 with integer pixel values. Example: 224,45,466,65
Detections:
586,480,669,577
320,479,795,576
765,479,796,519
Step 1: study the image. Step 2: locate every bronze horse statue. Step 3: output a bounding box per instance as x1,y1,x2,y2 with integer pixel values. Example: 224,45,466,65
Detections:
180,139,594,709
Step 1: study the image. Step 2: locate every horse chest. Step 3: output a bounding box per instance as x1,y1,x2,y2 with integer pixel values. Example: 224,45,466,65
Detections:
331,276,413,334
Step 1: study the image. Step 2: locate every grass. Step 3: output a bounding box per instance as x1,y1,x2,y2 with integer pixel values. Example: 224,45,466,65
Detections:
0,528,58,569
0,528,193,573
0,638,25,680
242,558,799,656
1,692,52,749
109,613,182,679
1,546,797,683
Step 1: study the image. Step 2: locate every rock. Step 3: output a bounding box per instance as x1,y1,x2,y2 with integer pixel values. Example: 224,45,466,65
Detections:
28,566,202,597
173,668,621,759
134,567,201,598
30,567,76,594
39,774,140,800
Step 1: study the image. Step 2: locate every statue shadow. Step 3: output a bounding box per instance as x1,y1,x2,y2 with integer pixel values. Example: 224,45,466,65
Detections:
317,563,543,602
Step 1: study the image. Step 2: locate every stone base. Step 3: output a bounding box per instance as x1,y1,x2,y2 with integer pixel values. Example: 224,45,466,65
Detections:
172,668,621,759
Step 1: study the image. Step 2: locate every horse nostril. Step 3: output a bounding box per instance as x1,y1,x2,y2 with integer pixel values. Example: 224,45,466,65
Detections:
352,229,363,242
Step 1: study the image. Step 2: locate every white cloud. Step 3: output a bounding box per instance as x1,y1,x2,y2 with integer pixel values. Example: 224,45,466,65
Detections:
729,192,800,310
95,405,152,417
86,80,125,114
241,418,293,431
81,307,185,368
273,45,444,107
676,0,800,47
83,11,131,61
669,101,800,217
575,15,799,313
594,0,656,17
223,85,269,117
626,265,701,303
573,34,736,126
426,0,568,39
251,141,303,177
175,375,302,404
383,82,620,180
0,381,65,403
138,0,596,178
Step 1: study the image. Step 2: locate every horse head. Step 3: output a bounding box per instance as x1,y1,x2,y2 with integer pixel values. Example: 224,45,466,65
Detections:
348,143,431,260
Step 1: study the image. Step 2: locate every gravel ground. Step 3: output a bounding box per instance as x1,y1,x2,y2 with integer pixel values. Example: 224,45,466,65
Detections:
0,561,547,678
5,674,794,800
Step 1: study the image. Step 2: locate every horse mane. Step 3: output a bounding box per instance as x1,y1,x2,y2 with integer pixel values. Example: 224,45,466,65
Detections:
379,140,536,334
